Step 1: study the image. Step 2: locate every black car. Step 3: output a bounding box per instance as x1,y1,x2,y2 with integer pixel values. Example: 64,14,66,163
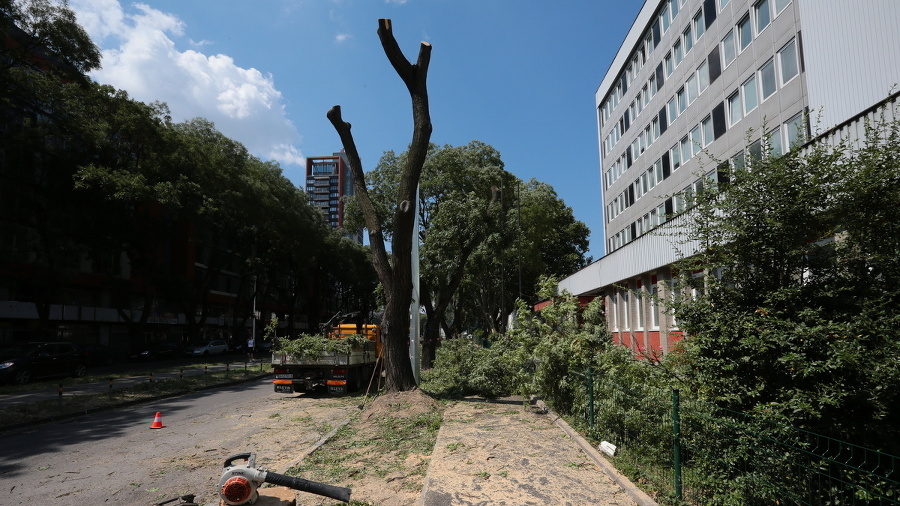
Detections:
129,342,182,361
0,342,87,385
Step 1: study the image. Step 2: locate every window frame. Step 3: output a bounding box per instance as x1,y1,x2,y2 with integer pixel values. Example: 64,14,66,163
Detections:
785,112,804,149
755,0,771,35
759,57,777,101
683,25,693,54
738,13,753,52
698,61,710,92
722,29,737,67
766,126,783,157
779,38,800,85
701,115,714,146
774,0,791,15
742,74,759,114
728,90,743,126
693,10,705,41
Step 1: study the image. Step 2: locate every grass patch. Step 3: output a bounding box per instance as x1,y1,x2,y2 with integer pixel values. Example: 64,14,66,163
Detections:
0,369,262,429
286,398,443,493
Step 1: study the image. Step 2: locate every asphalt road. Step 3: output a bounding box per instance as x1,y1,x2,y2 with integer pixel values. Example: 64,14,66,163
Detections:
0,356,269,410
0,378,360,505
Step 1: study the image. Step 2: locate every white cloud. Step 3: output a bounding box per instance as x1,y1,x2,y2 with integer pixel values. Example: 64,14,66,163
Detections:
335,32,351,44
70,0,304,171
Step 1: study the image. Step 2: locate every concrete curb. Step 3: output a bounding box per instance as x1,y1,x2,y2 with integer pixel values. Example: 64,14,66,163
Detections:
534,398,658,506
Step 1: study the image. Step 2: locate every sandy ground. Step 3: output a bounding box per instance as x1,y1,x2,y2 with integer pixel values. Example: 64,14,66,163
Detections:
418,397,638,506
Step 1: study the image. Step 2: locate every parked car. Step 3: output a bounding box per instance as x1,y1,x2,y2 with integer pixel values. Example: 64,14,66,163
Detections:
77,344,115,366
184,340,229,356
129,342,182,361
0,342,87,384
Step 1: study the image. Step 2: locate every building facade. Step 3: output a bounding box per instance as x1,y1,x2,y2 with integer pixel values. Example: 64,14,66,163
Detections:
561,0,900,355
305,151,362,243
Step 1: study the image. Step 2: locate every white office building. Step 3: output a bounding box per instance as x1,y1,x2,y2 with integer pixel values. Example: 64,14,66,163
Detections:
561,0,900,355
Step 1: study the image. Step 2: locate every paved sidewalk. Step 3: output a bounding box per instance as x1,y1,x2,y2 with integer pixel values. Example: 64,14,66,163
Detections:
418,397,655,506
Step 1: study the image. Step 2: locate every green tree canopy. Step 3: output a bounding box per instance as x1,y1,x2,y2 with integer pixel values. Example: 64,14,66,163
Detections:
348,141,591,353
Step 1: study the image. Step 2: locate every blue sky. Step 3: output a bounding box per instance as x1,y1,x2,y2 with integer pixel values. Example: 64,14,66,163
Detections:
70,0,642,260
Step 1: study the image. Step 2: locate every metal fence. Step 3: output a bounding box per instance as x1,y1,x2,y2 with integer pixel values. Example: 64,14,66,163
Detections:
570,371,899,505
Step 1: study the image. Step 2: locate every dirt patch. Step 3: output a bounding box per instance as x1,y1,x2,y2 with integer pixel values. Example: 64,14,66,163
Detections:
420,397,637,505
360,389,442,421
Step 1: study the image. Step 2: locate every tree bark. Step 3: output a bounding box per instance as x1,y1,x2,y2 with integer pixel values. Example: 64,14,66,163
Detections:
326,19,432,392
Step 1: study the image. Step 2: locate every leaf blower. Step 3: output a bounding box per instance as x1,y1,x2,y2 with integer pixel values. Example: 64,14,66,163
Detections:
217,452,351,505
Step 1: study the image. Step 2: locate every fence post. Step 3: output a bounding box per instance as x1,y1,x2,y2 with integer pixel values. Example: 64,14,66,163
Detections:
673,388,683,501
587,367,595,429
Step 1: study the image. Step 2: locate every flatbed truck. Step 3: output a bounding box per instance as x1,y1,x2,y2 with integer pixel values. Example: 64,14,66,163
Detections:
271,324,380,395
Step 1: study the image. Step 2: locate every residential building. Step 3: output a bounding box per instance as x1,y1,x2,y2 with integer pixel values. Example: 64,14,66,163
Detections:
305,151,362,243
560,0,900,355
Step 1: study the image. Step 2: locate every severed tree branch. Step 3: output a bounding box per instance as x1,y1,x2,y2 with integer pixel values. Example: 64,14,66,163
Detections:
326,106,393,293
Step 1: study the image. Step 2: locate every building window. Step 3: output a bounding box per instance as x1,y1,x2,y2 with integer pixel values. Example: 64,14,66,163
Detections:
683,26,693,53
671,143,682,169
728,91,743,125
674,190,687,213
698,61,710,92
701,115,714,146
681,135,692,162
665,51,674,76
742,74,758,113
650,283,660,329
674,39,684,67
785,112,804,148
738,14,753,51
748,138,763,161
610,293,618,330
686,72,699,104
621,289,630,330
635,288,645,329
760,58,777,100
677,87,687,114
690,125,702,156
693,10,705,41
668,97,678,124
774,0,791,15
779,38,800,85
722,30,736,67
661,3,671,33
767,127,783,157
755,0,771,34
732,149,745,170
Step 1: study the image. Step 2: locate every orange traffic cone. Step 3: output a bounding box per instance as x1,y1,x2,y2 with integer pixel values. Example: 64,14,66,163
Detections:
149,412,165,429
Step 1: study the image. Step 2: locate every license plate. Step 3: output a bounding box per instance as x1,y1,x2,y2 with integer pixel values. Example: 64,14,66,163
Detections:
275,384,293,393
275,374,293,379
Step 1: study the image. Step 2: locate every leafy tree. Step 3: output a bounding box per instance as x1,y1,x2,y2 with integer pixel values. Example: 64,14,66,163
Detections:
328,19,432,393
1,0,100,74
347,141,509,365
346,143,591,363
0,0,103,336
671,115,900,450
459,178,591,337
